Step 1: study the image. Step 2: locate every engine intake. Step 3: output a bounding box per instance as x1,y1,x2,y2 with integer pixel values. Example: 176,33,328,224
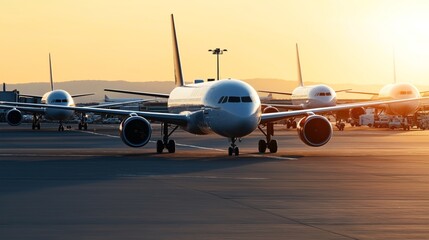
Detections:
6,108,23,126
119,116,152,148
297,115,333,147
263,106,279,114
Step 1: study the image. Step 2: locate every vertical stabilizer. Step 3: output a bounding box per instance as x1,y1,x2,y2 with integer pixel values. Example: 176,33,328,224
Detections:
296,43,304,87
171,14,184,87
49,53,54,91
393,48,397,84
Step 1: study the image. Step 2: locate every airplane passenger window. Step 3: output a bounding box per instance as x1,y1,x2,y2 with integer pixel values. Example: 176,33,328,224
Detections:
218,96,225,103
228,96,241,102
222,96,228,103
241,96,252,102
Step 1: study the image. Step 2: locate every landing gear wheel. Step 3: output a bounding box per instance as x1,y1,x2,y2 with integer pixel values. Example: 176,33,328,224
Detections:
84,123,88,130
268,140,278,153
58,125,64,131
156,140,164,153
32,123,36,130
166,140,176,153
258,139,267,153
228,147,233,156
234,147,239,156
78,123,82,130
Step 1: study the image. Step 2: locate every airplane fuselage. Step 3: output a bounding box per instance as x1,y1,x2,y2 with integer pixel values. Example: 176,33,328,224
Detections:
168,79,261,138
41,89,75,121
291,84,337,109
378,83,420,116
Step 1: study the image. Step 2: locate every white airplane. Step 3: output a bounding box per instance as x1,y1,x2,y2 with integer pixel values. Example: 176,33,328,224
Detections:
258,44,350,110
346,83,429,117
1,54,94,131
2,14,427,155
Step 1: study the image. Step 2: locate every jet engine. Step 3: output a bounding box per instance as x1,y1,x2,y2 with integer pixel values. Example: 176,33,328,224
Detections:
119,116,152,147
263,106,279,114
6,108,23,126
349,107,366,120
297,115,333,147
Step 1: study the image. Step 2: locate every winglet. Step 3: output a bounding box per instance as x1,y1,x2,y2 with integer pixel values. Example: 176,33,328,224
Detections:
296,43,303,87
171,14,184,87
49,53,54,91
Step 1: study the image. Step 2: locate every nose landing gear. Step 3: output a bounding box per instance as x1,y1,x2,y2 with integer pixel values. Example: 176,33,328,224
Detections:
258,122,278,153
228,138,239,156
156,123,178,153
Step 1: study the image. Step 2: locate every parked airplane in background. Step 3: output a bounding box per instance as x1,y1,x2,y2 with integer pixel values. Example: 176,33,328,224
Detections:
2,15,427,155
259,44,350,110
1,54,93,131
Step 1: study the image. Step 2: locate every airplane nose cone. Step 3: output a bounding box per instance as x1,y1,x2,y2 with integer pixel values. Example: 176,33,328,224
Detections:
210,108,260,138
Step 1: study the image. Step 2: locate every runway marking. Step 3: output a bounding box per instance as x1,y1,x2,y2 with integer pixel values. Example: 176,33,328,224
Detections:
75,130,298,160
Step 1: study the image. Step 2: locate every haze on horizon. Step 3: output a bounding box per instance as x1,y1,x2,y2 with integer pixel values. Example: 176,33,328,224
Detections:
1,0,429,87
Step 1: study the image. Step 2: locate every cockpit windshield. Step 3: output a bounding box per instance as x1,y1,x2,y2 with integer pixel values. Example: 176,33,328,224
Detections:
217,96,253,104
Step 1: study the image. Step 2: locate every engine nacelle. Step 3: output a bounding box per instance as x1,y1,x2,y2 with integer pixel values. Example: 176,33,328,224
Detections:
263,106,279,114
349,107,366,120
119,116,152,148
6,108,23,126
297,115,333,147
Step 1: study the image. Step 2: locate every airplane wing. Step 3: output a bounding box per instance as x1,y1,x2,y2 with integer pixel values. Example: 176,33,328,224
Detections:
335,89,352,93
87,99,153,108
258,90,292,96
0,101,187,125
261,97,427,124
262,103,304,110
71,93,95,98
105,89,170,98
0,104,46,114
345,90,378,96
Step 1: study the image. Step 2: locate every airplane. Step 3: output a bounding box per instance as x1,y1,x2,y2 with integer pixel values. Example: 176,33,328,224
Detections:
345,53,429,117
0,54,94,131
1,14,427,155
258,44,351,110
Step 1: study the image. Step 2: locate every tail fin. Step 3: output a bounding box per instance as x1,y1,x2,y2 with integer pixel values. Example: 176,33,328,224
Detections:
49,53,54,91
393,47,397,84
171,14,184,87
296,43,303,87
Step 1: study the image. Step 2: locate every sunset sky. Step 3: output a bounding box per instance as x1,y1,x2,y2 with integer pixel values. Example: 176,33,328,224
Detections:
1,0,429,86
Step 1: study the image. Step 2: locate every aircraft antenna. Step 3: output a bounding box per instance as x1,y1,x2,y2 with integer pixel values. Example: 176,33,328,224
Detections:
171,14,184,87
296,43,304,87
49,53,54,90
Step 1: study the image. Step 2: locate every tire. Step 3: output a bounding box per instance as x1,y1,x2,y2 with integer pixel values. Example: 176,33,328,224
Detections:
167,140,176,153
156,140,164,153
234,147,239,156
258,140,267,153
268,140,278,153
228,147,233,156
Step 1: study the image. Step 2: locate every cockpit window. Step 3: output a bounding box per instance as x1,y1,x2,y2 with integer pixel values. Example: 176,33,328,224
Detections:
400,91,412,95
218,96,253,104
316,92,331,96
241,96,252,102
62,99,68,102
228,96,241,102
218,96,225,103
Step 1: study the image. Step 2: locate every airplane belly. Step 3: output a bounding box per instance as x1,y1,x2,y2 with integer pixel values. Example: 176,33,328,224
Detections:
45,108,74,121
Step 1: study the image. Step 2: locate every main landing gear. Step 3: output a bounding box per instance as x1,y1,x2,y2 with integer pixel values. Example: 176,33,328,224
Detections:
78,114,88,130
31,114,41,130
58,121,65,132
156,123,178,153
258,122,278,153
228,138,240,156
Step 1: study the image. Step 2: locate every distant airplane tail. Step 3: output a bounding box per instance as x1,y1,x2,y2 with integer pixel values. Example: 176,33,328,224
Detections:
171,14,184,87
49,53,54,91
296,43,304,87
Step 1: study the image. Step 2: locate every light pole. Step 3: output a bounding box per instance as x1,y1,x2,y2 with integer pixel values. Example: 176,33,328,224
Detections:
208,48,227,80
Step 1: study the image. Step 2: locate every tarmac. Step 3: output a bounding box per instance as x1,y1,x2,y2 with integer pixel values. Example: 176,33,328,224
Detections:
1,122,429,240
